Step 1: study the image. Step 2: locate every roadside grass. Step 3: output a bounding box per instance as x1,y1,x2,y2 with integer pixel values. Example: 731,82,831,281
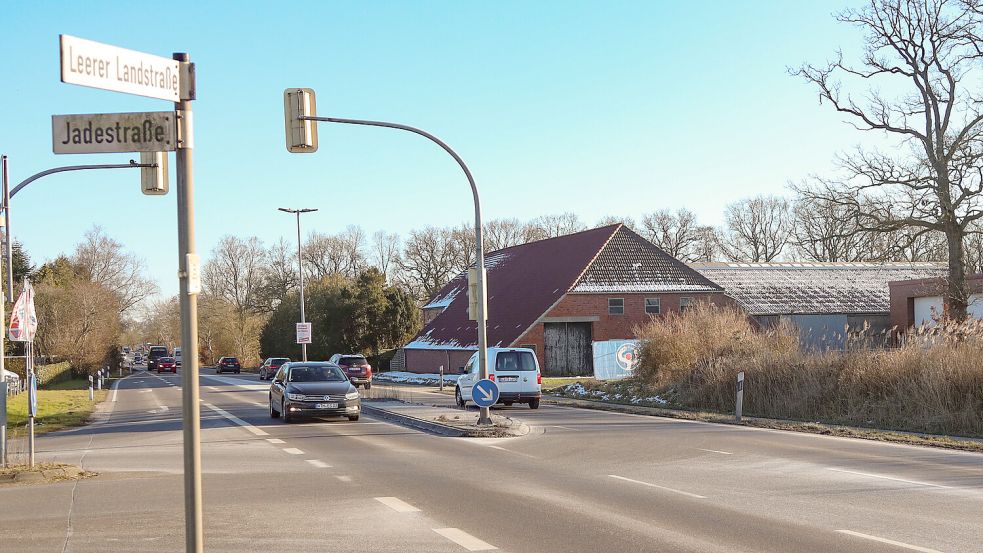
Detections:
5,377,108,435
541,377,598,393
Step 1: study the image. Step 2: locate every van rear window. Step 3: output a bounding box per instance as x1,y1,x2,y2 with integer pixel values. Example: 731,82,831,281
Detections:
495,351,537,372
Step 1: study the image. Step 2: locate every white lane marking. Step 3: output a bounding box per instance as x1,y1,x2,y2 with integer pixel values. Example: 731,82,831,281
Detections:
374,496,421,513
200,402,269,436
252,402,266,407
336,475,352,482
827,468,952,489
607,474,707,499
487,445,539,458
836,530,943,553
266,438,285,444
433,528,497,551
282,448,304,455
306,459,331,468
696,448,733,455
548,425,576,430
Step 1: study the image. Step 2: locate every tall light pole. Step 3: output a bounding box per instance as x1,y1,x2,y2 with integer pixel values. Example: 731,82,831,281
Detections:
279,207,317,362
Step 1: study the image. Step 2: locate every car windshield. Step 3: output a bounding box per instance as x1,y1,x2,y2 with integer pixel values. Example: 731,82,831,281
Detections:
495,351,537,372
341,356,367,365
289,365,346,382
224,358,239,363
160,357,175,363
271,358,289,365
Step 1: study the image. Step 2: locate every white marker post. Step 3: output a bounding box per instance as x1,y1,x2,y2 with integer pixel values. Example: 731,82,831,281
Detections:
88,375,94,401
735,371,745,423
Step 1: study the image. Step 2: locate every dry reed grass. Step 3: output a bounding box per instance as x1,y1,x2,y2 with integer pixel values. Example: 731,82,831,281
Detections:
635,303,983,437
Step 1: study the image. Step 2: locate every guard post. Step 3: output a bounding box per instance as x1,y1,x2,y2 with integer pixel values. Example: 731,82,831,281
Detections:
735,371,745,423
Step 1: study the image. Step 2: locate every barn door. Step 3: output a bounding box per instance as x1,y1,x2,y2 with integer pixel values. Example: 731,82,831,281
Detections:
544,322,593,376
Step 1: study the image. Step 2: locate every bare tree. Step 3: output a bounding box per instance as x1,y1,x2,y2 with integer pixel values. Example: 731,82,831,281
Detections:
529,212,585,239
203,235,268,315
399,226,460,300
718,196,791,262
966,221,983,273
73,226,157,313
640,209,704,261
370,230,401,282
796,0,983,319
691,226,721,262
595,215,638,232
258,237,298,311
303,226,365,280
484,218,531,251
791,195,881,261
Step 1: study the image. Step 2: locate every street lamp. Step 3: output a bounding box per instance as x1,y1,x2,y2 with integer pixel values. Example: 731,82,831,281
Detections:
279,207,318,362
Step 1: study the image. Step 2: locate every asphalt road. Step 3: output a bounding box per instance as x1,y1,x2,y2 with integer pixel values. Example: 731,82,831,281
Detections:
2,370,981,553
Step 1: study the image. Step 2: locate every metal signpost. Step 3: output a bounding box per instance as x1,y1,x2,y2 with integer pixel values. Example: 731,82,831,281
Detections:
471,379,500,409
55,35,203,553
279,207,317,362
282,89,493,424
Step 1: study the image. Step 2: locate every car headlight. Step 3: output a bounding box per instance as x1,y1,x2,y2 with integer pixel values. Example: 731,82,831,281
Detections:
287,393,305,401
345,391,359,400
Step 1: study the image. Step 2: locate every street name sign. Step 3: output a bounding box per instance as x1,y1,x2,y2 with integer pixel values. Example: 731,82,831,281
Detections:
296,322,312,344
60,35,181,101
52,112,176,154
472,379,499,408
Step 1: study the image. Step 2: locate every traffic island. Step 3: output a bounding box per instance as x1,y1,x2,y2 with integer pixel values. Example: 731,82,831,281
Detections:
0,462,96,487
361,399,529,438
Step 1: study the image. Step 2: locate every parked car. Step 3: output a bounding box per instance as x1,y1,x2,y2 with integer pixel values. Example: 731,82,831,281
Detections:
258,357,290,380
328,353,373,389
216,357,241,374
174,347,182,368
157,357,177,374
455,347,542,409
269,362,360,422
146,346,168,372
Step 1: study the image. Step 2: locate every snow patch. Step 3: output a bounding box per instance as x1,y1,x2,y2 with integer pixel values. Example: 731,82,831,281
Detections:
560,382,668,406
375,371,460,386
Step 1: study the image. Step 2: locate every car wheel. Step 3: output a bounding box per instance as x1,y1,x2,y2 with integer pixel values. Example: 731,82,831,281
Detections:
282,400,292,423
455,387,466,408
529,398,540,409
270,396,280,418
348,415,359,422
364,382,372,390
236,369,240,374
216,368,222,374
503,402,513,407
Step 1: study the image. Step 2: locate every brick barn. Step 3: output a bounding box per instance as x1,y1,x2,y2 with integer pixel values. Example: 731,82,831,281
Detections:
889,273,983,329
394,224,726,376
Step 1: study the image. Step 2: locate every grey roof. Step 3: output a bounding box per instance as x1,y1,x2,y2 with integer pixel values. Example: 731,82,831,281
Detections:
571,227,723,294
691,262,946,315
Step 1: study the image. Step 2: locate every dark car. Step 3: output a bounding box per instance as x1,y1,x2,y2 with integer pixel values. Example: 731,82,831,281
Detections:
269,362,360,423
328,354,373,389
157,356,177,374
258,357,290,381
146,346,169,372
216,356,241,374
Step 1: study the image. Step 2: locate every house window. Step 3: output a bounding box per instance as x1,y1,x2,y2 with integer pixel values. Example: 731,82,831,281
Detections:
680,297,693,312
520,344,537,353
608,298,624,315
645,298,661,315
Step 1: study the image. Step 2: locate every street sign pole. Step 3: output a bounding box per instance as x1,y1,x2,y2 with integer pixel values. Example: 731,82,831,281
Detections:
173,52,203,553
0,155,8,469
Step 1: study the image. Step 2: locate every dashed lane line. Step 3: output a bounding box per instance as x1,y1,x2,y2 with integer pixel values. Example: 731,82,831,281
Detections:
836,530,943,553
696,448,733,455
827,468,952,489
432,528,497,551
375,497,421,513
306,459,331,468
336,475,352,482
266,438,285,444
282,448,304,455
607,474,707,499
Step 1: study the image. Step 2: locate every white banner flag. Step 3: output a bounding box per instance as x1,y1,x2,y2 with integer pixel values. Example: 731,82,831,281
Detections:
9,282,38,342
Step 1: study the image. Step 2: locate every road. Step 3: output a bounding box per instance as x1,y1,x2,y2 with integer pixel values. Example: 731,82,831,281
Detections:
2,370,981,553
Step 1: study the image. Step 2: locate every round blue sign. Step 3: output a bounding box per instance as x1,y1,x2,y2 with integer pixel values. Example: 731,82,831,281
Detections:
471,379,499,408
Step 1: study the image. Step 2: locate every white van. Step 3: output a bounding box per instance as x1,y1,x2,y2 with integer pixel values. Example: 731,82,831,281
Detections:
455,347,542,409
174,347,182,367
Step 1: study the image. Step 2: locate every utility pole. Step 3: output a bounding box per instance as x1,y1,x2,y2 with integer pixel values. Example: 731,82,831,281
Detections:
0,155,7,467
278,207,317,362
173,52,203,553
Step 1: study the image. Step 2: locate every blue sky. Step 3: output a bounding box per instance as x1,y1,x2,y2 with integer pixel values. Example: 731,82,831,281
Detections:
1,1,869,297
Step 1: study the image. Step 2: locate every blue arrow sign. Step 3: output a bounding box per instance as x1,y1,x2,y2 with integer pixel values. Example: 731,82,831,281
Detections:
472,379,499,408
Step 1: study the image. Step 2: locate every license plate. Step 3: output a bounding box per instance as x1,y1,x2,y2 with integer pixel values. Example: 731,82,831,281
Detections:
315,403,338,409
499,376,518,382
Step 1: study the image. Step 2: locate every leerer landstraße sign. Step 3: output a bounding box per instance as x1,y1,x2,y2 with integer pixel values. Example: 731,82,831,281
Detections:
52,112,177,154
60,34,181,101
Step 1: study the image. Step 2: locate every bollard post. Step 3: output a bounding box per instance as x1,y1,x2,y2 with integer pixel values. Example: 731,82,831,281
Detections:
735,371,745,423
97,370,102,391
89,375,94,401
439,365,444,391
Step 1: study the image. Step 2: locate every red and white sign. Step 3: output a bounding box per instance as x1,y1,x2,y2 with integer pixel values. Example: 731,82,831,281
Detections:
9,282,38,342
296,322,312,344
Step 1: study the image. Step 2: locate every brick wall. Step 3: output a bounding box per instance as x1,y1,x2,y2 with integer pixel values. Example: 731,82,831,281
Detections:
403,348,475,375
514,292,730,369
889,275,983,330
